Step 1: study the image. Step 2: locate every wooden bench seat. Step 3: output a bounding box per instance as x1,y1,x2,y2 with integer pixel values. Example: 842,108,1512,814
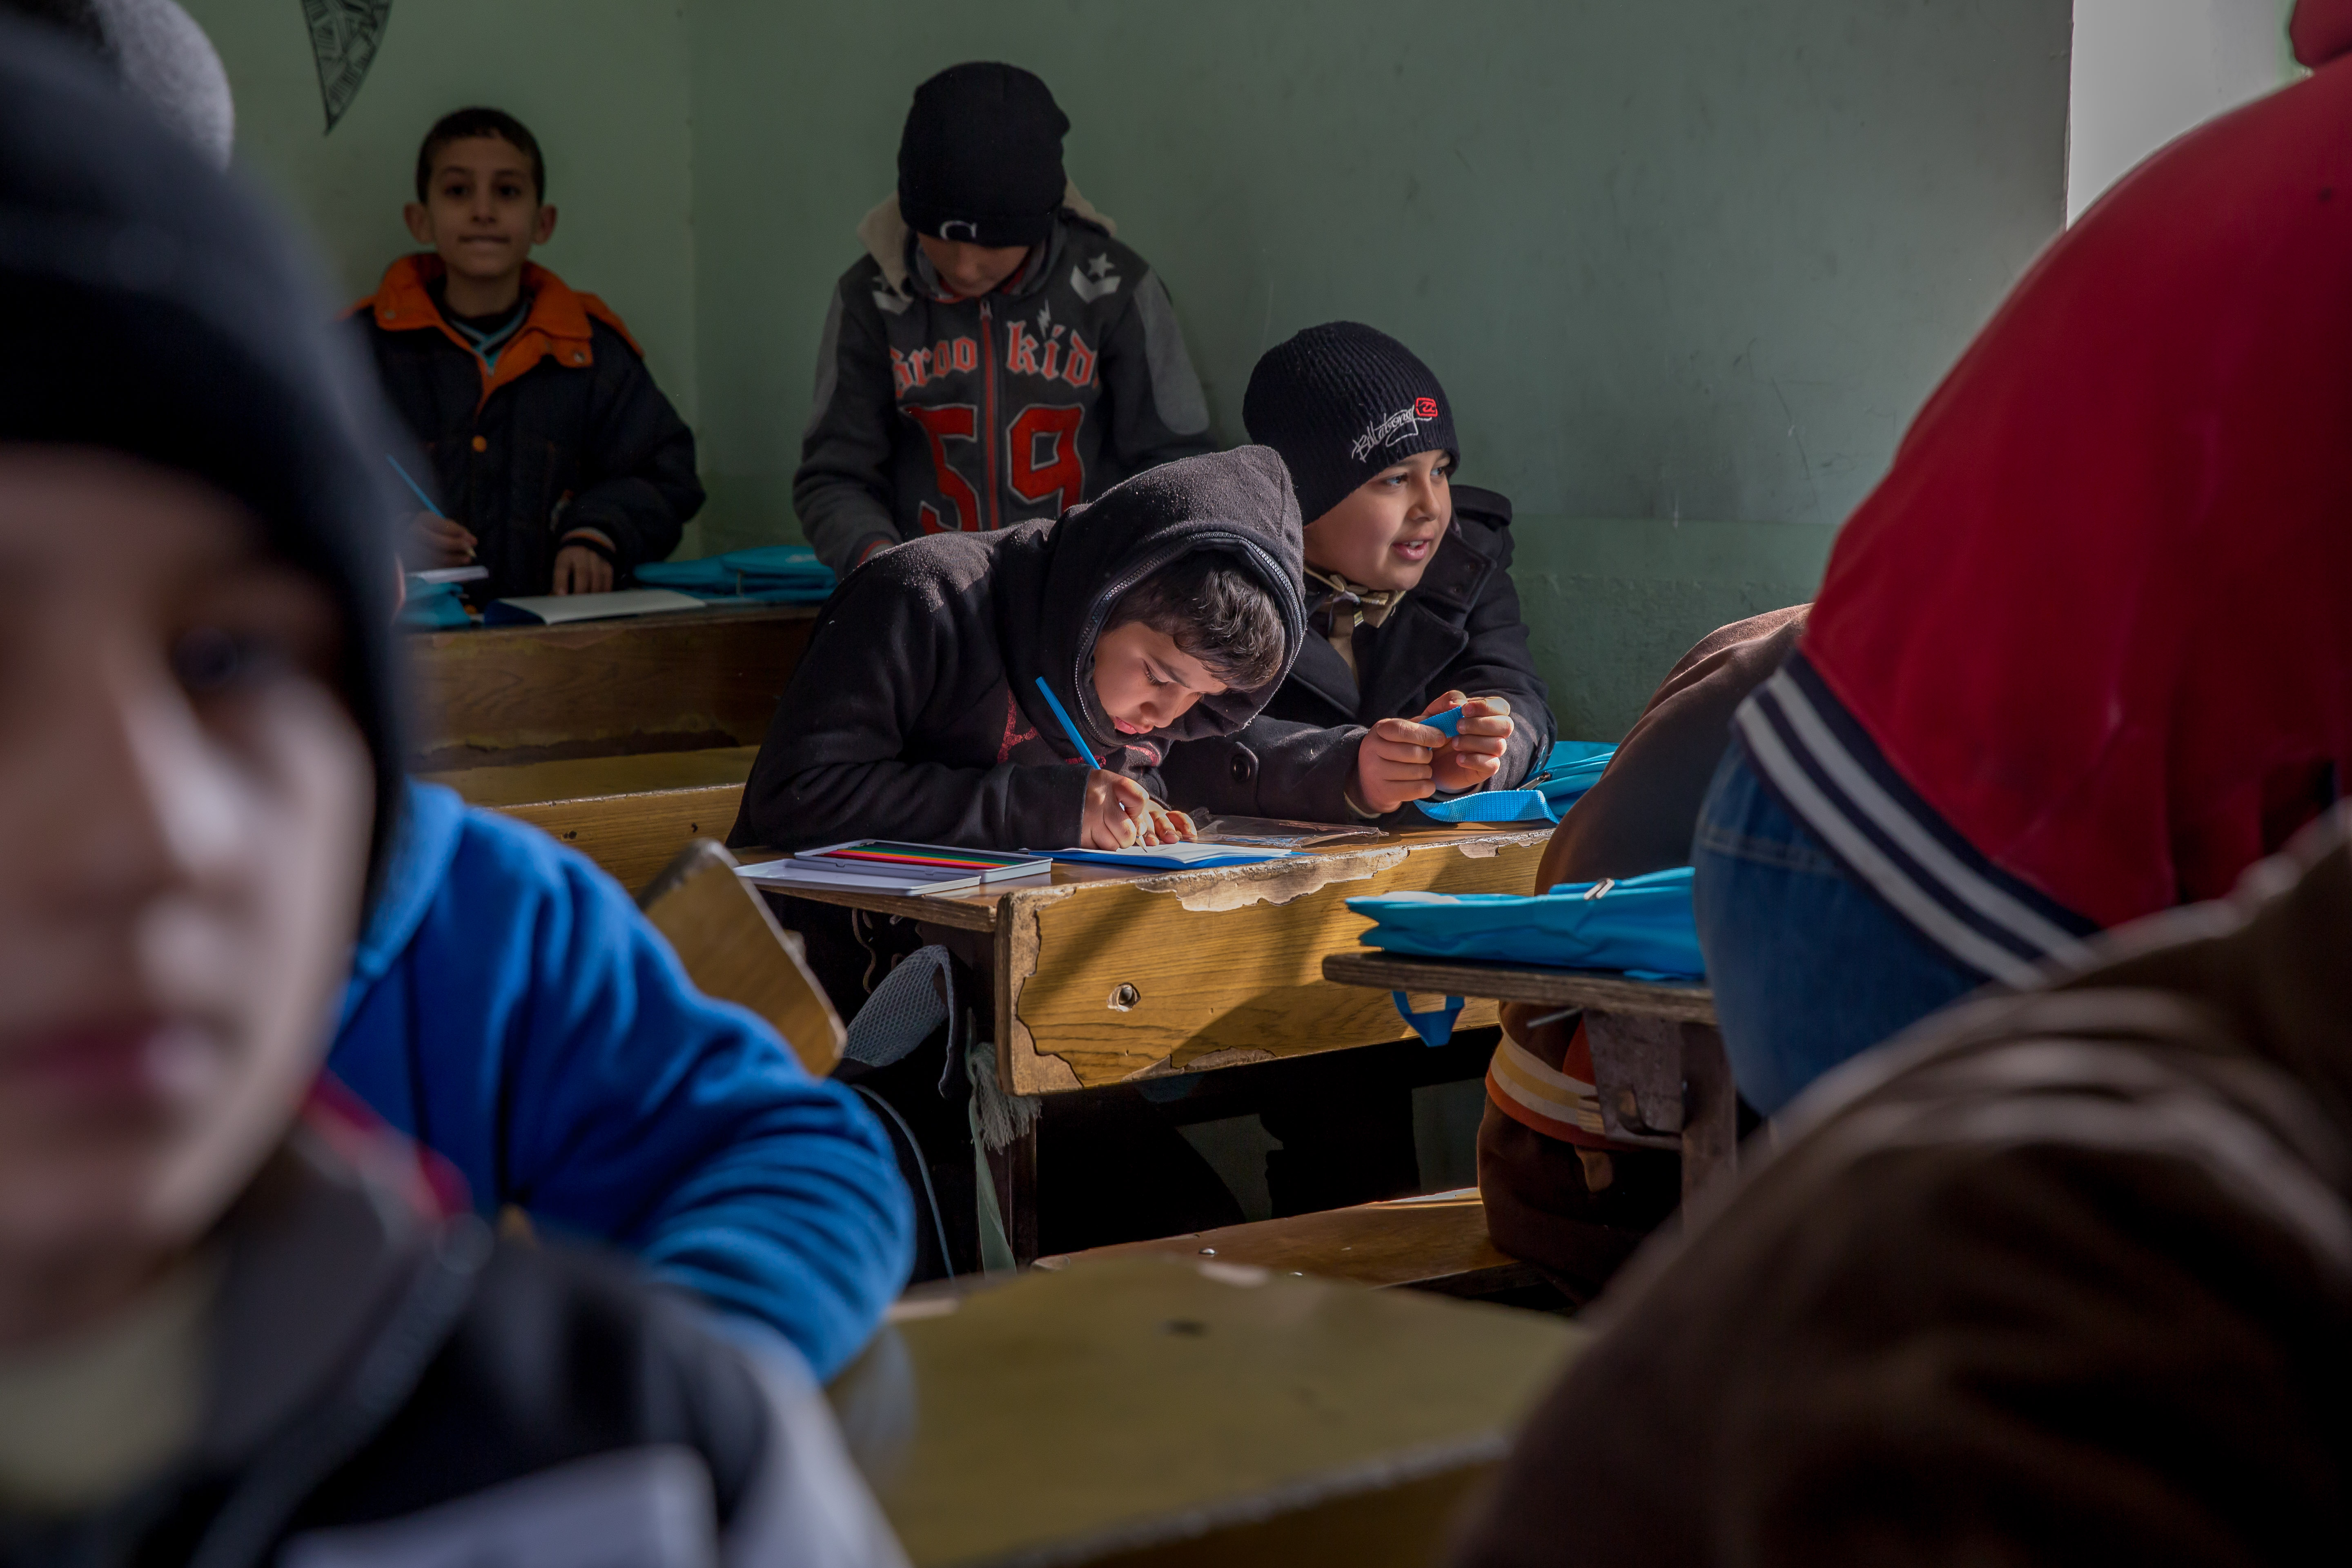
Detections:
1031,1188,1549,1301
420,745,759,893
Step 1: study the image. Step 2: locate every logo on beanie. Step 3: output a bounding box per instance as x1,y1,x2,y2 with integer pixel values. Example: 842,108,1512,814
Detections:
940,219,980,241
1350,402,1430,463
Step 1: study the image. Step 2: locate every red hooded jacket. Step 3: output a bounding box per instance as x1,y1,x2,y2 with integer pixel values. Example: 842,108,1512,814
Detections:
1737,5,2352,980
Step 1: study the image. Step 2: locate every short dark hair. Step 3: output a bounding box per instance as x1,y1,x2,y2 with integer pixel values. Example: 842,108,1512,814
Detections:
415,107,545,203
1107,554,1287,690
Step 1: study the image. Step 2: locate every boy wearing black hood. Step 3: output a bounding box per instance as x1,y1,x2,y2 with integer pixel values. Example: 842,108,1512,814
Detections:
0,30,898,1565
733,445,1307,859
794,61,1218,577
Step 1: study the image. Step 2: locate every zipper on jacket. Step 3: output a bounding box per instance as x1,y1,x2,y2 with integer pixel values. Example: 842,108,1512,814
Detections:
980,299,1002,531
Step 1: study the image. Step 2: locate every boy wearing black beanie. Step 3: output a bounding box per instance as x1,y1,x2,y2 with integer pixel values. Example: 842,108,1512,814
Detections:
1163,321,1555,823
795,61,1217,576
0,29,899,1564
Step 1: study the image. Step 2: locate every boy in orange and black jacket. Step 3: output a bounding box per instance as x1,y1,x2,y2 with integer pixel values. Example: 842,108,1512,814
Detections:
354,107,702,599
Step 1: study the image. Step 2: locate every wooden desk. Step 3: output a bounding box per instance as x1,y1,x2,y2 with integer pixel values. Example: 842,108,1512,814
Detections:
403,603,814,771
1034,1188,1546,1301
829,1257,1579,1567
771,826,1549,1264
1321,951,1737,1199
421,746,758,893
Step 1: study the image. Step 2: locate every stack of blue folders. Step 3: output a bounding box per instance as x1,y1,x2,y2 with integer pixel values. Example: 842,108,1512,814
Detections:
1345,867,1704,980
635,544,837,604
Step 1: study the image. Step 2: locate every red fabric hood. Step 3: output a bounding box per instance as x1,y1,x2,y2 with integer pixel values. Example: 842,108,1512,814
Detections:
2293,0,2352,67
1800,47,2352,929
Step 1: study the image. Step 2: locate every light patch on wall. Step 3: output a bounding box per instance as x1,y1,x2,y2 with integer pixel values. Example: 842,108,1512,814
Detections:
2066,0,2300,222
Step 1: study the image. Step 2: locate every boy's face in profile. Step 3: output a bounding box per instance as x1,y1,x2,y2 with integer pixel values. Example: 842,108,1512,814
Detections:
404,134,556,292
915,234,1031,300
1302,449,1452,593
0,448,372,1345
1091,620,1228,736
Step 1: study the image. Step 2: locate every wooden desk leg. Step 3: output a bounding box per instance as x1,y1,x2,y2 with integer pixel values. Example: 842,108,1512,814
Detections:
1678,1023,1737,1201
986,1128,1041,1268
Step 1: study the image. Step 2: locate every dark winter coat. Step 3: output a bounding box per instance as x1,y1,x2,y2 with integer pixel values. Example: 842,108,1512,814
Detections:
1479,607,1807,1281
1160,485,1553,822
0,1118,900,1568
1454,805,2352,1568
731,447,1306,855
793,195,1216,575
354,255,703,599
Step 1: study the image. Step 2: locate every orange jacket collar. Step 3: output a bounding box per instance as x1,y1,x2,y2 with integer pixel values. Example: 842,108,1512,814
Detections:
356,254,641,407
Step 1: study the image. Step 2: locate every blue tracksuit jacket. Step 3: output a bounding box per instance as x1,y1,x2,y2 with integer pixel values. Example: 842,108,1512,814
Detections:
330,780,913,1379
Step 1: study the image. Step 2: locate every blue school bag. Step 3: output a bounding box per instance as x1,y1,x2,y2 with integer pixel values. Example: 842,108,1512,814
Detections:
1346,868,1704,1043
1412,739,1616,823
634,544,837,604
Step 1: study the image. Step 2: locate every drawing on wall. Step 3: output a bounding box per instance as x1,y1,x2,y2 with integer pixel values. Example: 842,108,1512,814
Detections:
302,0,393,132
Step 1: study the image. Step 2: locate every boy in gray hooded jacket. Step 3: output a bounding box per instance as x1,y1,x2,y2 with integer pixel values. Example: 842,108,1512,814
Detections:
795,62,1216,575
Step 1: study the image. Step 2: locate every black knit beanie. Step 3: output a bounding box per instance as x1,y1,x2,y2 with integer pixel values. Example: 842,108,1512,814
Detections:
897,62,1068,247
1243,322,1460,526
0,24,404,896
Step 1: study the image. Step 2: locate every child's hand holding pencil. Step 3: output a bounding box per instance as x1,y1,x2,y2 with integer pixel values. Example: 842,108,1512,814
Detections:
1081,772,1198,849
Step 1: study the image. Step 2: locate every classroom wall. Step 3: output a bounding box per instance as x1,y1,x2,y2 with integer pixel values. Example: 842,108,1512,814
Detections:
686,0,2072,737
2067,0,2300,222
179,0,705,548
180,0,2074,739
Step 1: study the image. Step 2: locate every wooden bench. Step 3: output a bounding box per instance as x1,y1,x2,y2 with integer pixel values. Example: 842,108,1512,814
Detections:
1322,951,1737,1198
1030,1188,1548,1302
831,1256,1579,1567
404,602,813,771
420,746,758,893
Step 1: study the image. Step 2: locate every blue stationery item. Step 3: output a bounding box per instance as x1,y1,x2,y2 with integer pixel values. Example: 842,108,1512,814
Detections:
1031,675,1103,769
1413,739,1618,824
635,544,838,606
386,454,443,517
1346,866,1703,978
1421,703,1466,737
397,577,470,629
1044,844,1292,871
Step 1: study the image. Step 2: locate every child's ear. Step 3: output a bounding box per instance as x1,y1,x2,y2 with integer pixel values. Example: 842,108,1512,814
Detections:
403,202,433,246
533,205,559,246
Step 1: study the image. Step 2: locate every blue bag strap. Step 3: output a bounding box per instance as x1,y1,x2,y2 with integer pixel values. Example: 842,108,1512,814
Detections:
1390,990,1466,1047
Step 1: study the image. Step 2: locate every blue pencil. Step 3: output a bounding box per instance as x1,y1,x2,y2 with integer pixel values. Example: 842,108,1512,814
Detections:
386,454,444,518
1033,676,1103,769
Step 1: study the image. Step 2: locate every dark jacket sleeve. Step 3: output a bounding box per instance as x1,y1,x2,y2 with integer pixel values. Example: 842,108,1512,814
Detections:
1452,1136,2346,1568
1433,523,1554,791
730,566,1091,853
562,323,702,574
1095,269,1216,481
1159,715,1367,822
793,273,906,577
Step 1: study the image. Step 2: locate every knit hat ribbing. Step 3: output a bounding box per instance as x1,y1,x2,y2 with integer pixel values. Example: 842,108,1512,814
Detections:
897,62,1068,248
1243,322,1459,526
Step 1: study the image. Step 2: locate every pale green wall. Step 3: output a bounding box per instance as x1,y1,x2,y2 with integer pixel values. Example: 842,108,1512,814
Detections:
178,0,703,423
686,0,2069,736
180,0,2070,739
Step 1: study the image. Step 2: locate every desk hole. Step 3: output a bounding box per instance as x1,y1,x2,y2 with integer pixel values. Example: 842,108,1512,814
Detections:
1109,983,1142,1011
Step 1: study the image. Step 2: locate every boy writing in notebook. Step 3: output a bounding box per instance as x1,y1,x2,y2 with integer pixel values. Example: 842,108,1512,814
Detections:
355,107,702,599
732,445,1306,859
